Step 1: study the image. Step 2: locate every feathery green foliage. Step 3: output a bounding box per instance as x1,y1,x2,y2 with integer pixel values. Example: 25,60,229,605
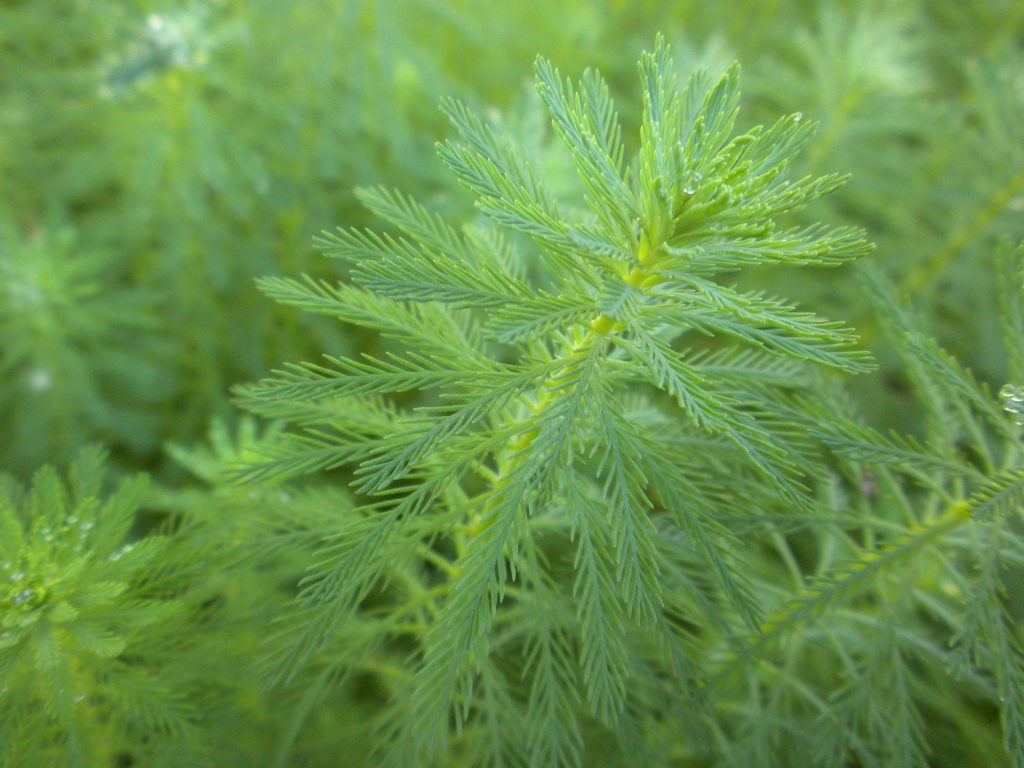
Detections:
792,244,1024,768
3,2,1023,766
0,448,195,766
236,37,883,765
0,222,166,468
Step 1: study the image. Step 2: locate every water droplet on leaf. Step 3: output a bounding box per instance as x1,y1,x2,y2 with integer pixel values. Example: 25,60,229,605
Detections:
26,369,52,393
999,383,1024,424
11,589,36,607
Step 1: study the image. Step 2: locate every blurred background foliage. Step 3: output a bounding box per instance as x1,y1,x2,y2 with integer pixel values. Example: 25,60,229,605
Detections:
0,0,1022,764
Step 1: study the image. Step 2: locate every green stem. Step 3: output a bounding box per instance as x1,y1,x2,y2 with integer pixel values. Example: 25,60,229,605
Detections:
904,167,1024,293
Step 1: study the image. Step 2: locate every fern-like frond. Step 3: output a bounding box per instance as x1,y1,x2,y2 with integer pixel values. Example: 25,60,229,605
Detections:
724,503,971,679
238,38,877,765
814,420,985,485
967,469,1024,521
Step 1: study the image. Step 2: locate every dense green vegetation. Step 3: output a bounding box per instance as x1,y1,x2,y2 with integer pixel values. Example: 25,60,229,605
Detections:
1,2,1022,766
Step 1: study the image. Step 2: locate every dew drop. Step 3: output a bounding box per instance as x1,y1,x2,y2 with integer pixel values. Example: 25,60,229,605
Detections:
793,112,803,122
26,368,52,393
1000,383,1024,403
11,589,36,607
107,543,135,562
999,383,1024,425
